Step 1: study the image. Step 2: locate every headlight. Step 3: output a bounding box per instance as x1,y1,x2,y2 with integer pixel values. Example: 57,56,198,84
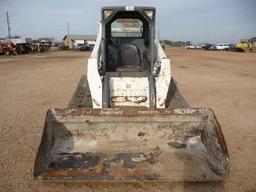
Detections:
104,10,113,20
144,10,154,20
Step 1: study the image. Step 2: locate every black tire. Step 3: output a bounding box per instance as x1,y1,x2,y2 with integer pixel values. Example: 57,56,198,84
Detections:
165,78,190,108
3,49,10,56
68,74,93,108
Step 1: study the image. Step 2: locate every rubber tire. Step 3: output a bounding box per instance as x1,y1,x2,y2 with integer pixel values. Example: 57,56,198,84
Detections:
68,75,93,108
3,49,10,56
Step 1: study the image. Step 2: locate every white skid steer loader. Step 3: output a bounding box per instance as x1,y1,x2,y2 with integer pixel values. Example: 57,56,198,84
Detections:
34,6,229,182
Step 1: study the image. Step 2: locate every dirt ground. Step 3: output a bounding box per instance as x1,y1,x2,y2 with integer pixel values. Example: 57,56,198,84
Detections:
0,49,255,192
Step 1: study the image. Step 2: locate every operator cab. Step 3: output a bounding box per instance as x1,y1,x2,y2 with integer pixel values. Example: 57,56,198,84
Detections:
101,6,155,74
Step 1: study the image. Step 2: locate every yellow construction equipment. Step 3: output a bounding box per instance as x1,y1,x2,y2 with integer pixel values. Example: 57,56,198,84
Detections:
235,38,256,52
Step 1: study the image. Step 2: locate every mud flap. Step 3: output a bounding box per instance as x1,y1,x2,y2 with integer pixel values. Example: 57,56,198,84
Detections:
34,108,229,182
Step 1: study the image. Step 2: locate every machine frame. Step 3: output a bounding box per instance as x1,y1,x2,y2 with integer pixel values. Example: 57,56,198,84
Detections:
87,6,171,109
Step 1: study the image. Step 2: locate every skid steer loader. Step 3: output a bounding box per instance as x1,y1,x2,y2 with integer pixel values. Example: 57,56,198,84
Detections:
34,6,229,182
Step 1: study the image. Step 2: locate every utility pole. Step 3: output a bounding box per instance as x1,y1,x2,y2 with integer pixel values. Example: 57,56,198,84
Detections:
6,12,11,38
67,21,70,35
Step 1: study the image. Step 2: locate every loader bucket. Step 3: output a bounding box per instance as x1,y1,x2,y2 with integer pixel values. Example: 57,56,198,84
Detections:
34,108,229,182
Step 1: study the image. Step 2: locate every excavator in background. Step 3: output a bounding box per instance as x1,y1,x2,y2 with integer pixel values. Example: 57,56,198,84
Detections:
34,6,229,182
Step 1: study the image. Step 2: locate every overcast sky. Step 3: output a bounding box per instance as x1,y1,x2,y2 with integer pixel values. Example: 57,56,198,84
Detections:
0,0,255,43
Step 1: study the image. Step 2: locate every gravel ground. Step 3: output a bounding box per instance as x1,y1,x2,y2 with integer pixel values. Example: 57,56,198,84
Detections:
0,49,255,192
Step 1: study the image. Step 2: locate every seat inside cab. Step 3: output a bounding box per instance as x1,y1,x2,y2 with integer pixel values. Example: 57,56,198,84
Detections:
105,12,150,73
